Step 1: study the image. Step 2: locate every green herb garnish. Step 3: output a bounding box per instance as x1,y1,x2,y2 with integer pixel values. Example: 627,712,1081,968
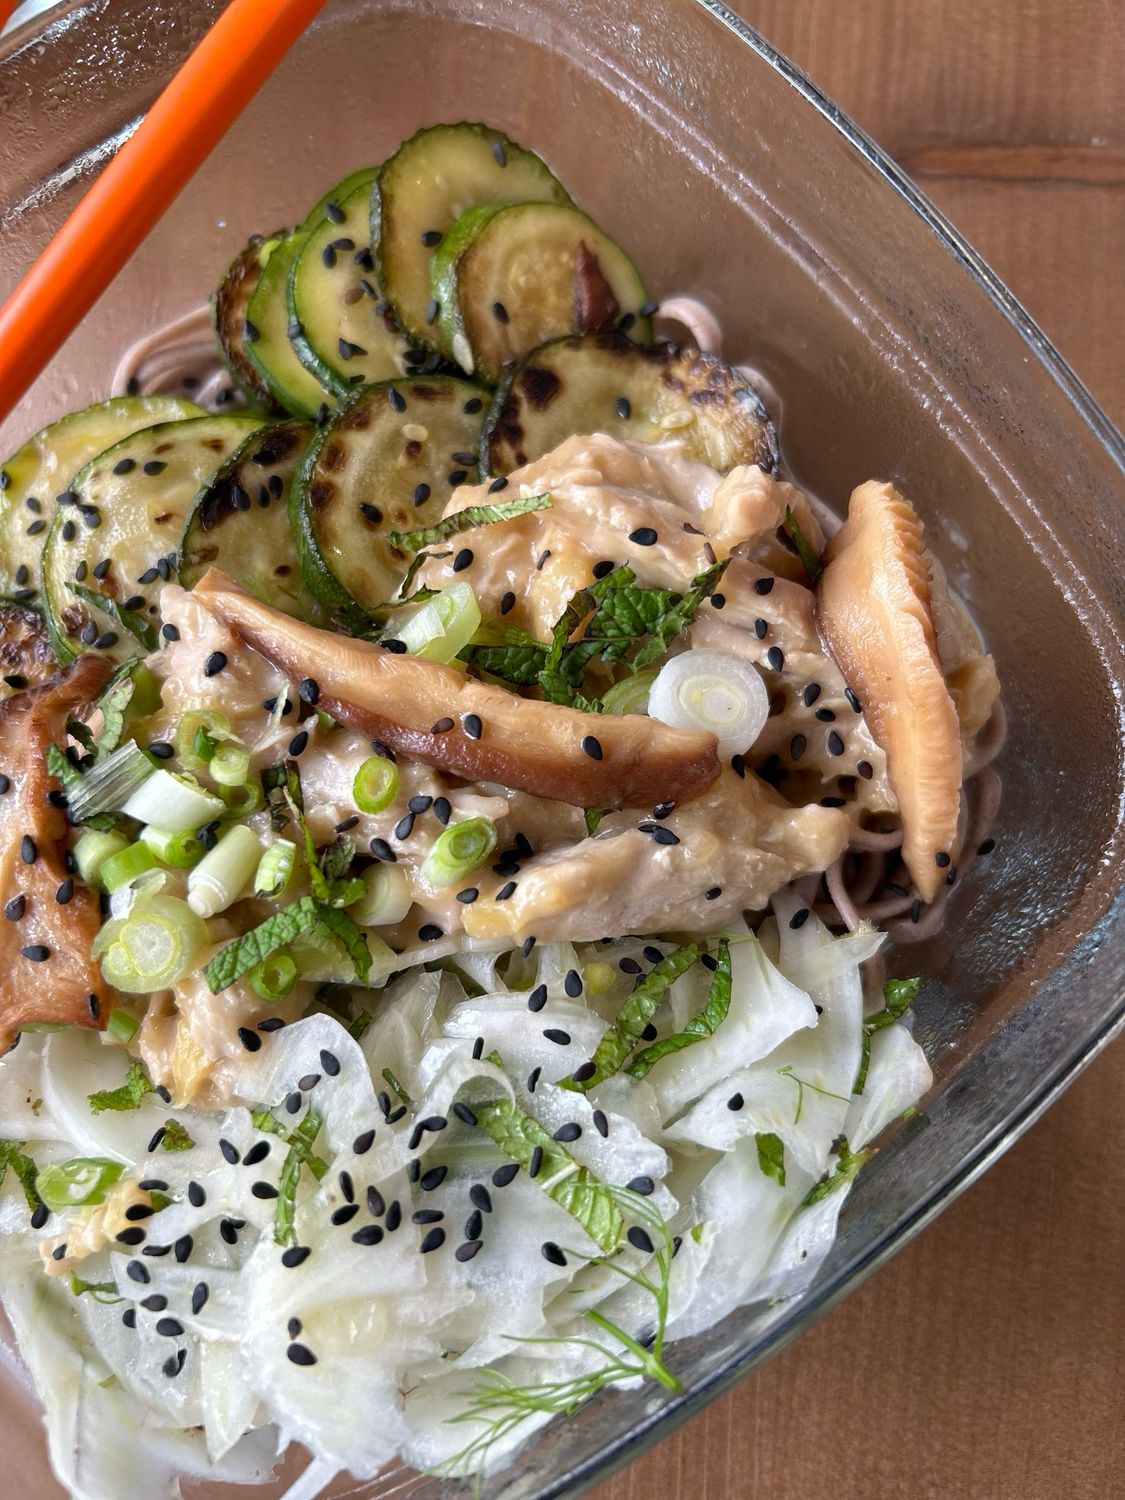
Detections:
386,493,551,552
275,1107,326,1247
87,1060,153,1115
159,1119,195,1152
0,1140,42,1211
802,1135,870,1205
69,1273,123,1304
755,1131,786,1187
853,976,921,1094
782,505,822,583
67,582,158,652
564,944,701,1092
625,939,731,1077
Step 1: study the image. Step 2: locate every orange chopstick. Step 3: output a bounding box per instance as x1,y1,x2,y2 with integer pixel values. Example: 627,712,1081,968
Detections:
0,0,331,422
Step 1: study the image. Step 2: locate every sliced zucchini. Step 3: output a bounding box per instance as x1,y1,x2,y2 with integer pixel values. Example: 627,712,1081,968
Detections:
372,123,571,354
245,169,378,418
482,332,780,477
41,413,262,665
289,174,411,398
0,395,202,598
432,202,649,383
291,376,485,621
0,601,57,701
212,230,289,406
180,419,324,621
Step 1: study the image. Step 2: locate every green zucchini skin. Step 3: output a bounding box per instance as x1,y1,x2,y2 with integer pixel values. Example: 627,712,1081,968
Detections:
288,174,410,398
291,375,487,625
179,420,324,623
0,395,201,600
245,168,376,418
211,231,289,407
0,600,57,701
41,413,262,665
431,201,650,383
372,123,572,356
481,331,779,478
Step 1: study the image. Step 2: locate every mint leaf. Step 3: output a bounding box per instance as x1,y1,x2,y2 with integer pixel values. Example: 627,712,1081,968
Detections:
69,1272,123,1304
45,742,83,791
348,1010,373,1042
68,582,158,652
0,1140,42,1211
381,1066,412,1105
474,1067,623,1252
782,506,822,583
630,557,730,669
854,975,921,1094
314,906,372,982
275,1107,325,1247
205,897,323,991
461,641,549,685
159,1120,195,1152
93,660,145,753
387,493,552,552
755,1131,786,1186
802,1136,870,1205
261,759,302,833
626,939,731,1077
565,944,701,1091
88,1061,153,1115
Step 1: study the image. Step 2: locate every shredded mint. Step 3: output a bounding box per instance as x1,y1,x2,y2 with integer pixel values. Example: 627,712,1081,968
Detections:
473,1067,623,1253
626,939,731,1077
0,1140,42,1211
159,1120,194,1152
777,1064,850,1125
782,505,822,583
314,906,372,983
264,760,363,906
261,760,301,833
69,1273,123,1304
275,1107,325,1247
87,1061,153,1115
585,808,605,835
802,1136,870,1206
853,975,921,1094
461,640,549,686
386,493,551,552
755,1131,786,1186
565,943,701,1092
93,660,147,753
631,557,730,668
45,742,83,791
207,898,323,990
252,1109,328,1178
381,1067,412,1106
348,1010,373,1042
68,582,158,652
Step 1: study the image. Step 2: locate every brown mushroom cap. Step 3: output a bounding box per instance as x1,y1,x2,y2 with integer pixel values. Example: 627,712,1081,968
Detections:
192,569,721,810
0,655,111,1049
817,481,962,902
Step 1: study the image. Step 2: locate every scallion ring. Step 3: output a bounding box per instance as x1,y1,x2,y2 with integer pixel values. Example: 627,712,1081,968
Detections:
419,816,498,889
647,649,770,757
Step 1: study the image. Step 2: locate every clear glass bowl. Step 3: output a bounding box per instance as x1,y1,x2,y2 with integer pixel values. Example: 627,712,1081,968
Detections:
1,2,1123,1496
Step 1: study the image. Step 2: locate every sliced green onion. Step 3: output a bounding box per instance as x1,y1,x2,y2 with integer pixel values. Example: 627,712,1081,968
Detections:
419,816,498,889
98,840,156,894
352,862,412,926
647,649,770,757
98,895,207,993
126,664,164,718
254,838,297,897
353,755,398,814
35,1157,124,1212
209,743,251,787
392,581,482,664
66,740,155,822
584,961,617,996
248,949,298,1002
141,824,204,869
74,830,128,889
219,779,263,816
105,1008,139,1043
120,769,224,832
175,709,235,769
186,824,261,918
600,669,657,716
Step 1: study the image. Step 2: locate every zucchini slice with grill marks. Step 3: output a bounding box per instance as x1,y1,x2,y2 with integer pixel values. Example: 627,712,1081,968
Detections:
482,331,780,477
288,174,411,397
0,395,201,599
42,413,262,664
0,601,57,701
372,123,571,354
291,376,485,621
180,419,323,621
212,230,289,406
432,201,650,383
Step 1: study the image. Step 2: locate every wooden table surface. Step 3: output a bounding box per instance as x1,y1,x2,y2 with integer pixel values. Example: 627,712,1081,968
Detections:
594,4,1125,1498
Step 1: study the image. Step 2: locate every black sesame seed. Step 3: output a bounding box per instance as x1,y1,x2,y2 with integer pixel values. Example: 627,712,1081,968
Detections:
413,1209,443,1226
650,826,679,846
463,713,482,739
499,590,516,615
563,969,583,998
572,1061,597,1083
492,1163,519,1188
626,1175,654,1195
161,621,180,641
140,1293,168,1311
125,1203,154,1222
815,707,836,722
359,502,383,525
243,1140,270,1167
418,922,443,941
204,651,227,677
330,1203,359,1225
93,630,119,651
553,1122,581,1143
789,908,811,930
0,775,9,797
61,519,76,541
495,881,516,901
856,760,874,780
20,835,37,865
543,1028,571,1046
727,1092,745,1111
352,1224,384,1246
452,547,473,573
251,1181,279,1201
287,1342,317,1366
237,1027,262,1053
156,556,171,581
143,460,167,476
766,646,784,671
20,944,49,962
581,735,603,761
257,1017,286,1032
978,838,996,857
754,576,775,595
528,1146,544,1179
191,1282,209,1314
288,729,309,757
524,983,549,1014
705,885,722,901
790,733,807,762
298,1074,321,1092
4,896,25,921
174,1235,194,1263
187,1179,206,1207
627,1226,655,1254
281,1246,311,1269
541,1241,567,1266
527,1066,542,1094
126,1260,150,1284
448,468,469,486
30,1204,49,1230
455,887,479,905
628,526,658,547
219,1219,240,1245
148,740,174,760
844,687,862,713
827,730,845,757
369,837,396,862
491,301,509,323
911,899,923,923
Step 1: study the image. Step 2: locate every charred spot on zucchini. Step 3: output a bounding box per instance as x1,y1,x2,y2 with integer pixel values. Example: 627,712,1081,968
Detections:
180,420,324,622
212,231,288,407
482,332,779,477
288,174,410,398
0,395,201,599
290,376,485,623
372,123,571,353
0,601,56,701
41,414,261,664
431,201,650,383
